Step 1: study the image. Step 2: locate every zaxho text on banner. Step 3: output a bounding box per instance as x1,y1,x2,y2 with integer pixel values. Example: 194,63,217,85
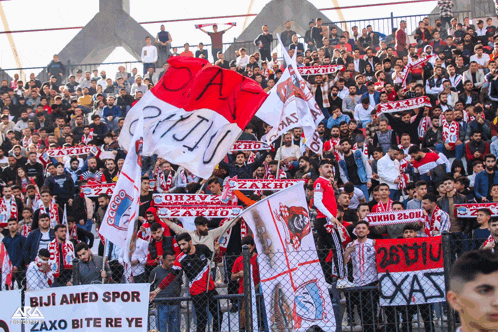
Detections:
153,193,222,205
455,202,498,218
376,96,432,115
24,284,149,332
81,184,116,197
227,178,306,191
157,205,242,218
376,237,445,306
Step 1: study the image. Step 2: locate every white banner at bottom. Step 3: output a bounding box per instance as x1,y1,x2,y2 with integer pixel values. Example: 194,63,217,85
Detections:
24,284,149,332
0,289,22,332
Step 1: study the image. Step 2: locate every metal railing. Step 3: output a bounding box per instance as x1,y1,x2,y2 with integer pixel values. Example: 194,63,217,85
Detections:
0,9,479,84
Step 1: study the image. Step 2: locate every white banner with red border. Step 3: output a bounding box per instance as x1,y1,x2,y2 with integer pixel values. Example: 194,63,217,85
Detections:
297,65,344,76
455,203,498,218
230,140,271,151
81,184,116,197
153,194,222,205
226,178,306,191
376,97,432,115
366,209,425,226
157,205,242,218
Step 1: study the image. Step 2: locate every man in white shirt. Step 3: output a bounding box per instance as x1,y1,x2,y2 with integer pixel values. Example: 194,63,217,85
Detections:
344,221,378,332
26,248,54,290
470,45,490,71
141,36,158,76
354,97,375,128
377,146,401,200
236,48,249,71
275,132,301,170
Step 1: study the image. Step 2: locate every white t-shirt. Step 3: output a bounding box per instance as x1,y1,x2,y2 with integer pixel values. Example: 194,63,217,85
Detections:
346,238,378,286
470,53,490,67
340,187,365,209
276,145,302,161
37,230,51,253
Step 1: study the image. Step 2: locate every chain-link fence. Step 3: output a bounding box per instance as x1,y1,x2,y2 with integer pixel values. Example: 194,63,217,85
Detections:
1,232,477,332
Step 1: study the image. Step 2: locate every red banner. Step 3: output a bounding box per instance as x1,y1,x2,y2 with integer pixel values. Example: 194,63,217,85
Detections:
366,209,425,226
455,202,498,218
297,65,344,76
228,179,305,191
376,237,444,306
153,194,222,205
157,205,242,218
40,146,101,166
230,140,271,151
81,183,115,197
376,96,431,115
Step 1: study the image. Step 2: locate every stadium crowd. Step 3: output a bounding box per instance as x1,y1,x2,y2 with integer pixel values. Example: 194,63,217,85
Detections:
2,1,498,330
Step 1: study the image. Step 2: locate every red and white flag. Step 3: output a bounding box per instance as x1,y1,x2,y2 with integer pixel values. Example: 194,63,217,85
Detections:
99,114,145,249
256,35,324,155
0,242,12,290
377,96,432,115
195,22,236,29
402,54,437,87
119,57,267,179
376,237,444,306
297,65,344,76
240,182,335,331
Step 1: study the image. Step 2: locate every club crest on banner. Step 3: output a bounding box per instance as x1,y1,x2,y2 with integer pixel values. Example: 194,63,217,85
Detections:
277,68,306,103
107,190,133,230
275,203,311,250
294,279,327,325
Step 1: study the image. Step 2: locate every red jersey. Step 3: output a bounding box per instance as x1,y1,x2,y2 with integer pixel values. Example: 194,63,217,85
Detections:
231,254,260,294
313,176,337,219
371,199,393,213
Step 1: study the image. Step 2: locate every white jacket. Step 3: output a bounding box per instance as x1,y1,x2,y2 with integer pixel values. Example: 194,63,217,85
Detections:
377,154,400,190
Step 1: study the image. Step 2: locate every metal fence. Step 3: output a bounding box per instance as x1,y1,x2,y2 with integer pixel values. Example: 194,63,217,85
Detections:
4,232,482,332
0,8,481,84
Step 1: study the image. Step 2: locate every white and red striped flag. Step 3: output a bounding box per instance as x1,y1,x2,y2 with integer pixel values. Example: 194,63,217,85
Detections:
119,57,268,179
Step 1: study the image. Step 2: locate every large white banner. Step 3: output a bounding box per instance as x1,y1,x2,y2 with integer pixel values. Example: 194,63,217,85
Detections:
0,290,22,332
240,182,335,331
24,284,149,331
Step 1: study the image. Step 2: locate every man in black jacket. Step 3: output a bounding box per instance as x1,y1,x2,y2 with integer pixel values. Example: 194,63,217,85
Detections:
45,163,75,208
254,25,273,61
24,214,55,264
147,222,178,268
385,109,425,145
2,156,18,186
25,152,44,188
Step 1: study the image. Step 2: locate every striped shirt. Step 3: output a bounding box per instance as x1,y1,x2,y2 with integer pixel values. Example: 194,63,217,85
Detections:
412,152,445,175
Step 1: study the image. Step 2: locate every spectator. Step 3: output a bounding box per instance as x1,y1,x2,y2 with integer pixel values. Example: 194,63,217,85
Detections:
180,43,194,57
46,54,66,85
254,25,273,61
466,130,489,165
26,248,53,290
3,218,25,288
395,20,409,57
195,43,208,59
338,139,372,199
155,25,172,66
74,242,111,284
141,36,158,75
149,250,182,332
280,21,296,47
377,148,401,201
24,213,55,265
475,154,498,202
199,24,234,61
422,193,450,236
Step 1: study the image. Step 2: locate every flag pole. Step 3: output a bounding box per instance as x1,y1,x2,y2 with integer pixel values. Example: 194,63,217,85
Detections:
276,135,284,179
205,216,241,294
102,241,108,284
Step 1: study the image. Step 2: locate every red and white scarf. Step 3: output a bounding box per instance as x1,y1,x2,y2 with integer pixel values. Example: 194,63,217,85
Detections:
35,256,54,286
48,239,74,278
0,242,12,290
425,206,442,237
22,136,32,148
481,235,496,249
442,120,459,148
195,22,236,29
20,222,32,237
158,171,173,192
40,203,59,229
0,197,17,226
265,169,287,180
375,199,393,212
247,152,256,164
352,143,368,157
81,129,94,145
69,225,78,242
417,116,432,140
